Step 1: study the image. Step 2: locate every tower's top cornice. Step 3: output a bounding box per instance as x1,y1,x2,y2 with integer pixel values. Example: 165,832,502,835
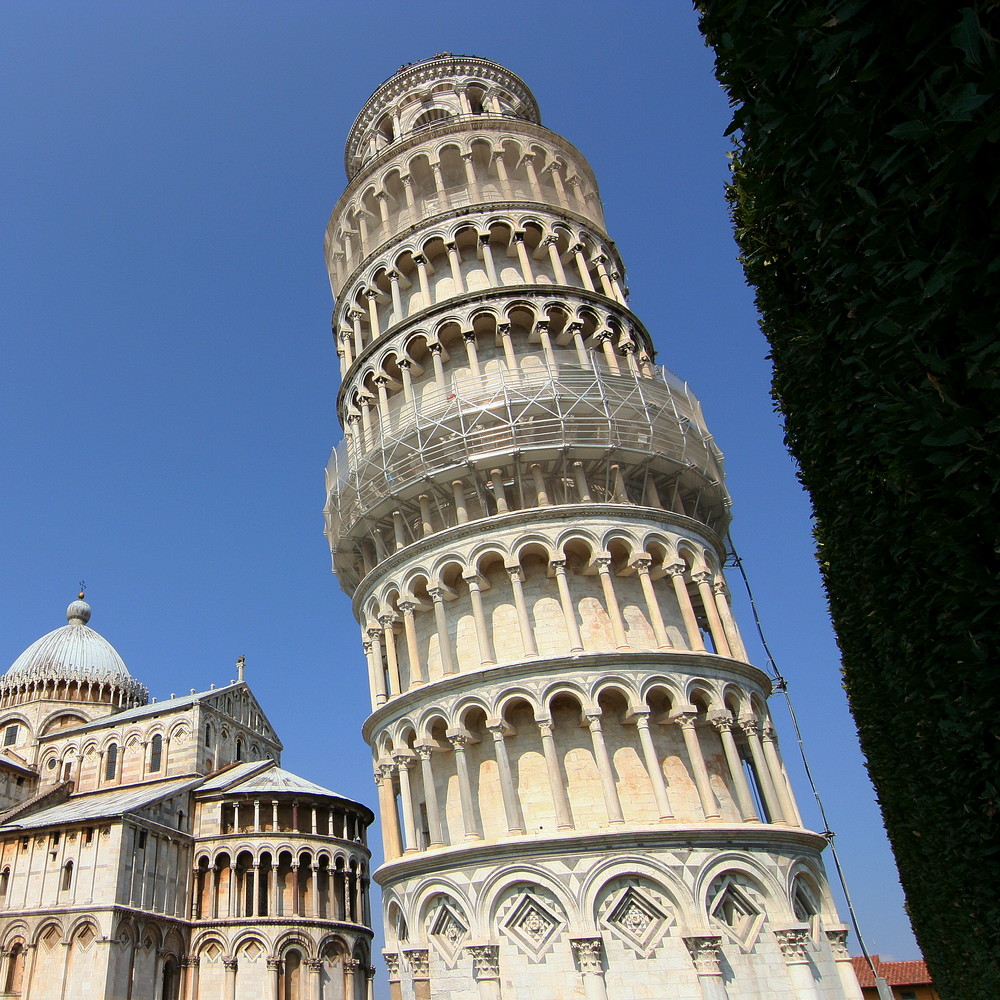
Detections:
344,55,540,180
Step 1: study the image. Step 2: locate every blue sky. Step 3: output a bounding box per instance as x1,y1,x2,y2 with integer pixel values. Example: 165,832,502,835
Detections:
0,0,917,965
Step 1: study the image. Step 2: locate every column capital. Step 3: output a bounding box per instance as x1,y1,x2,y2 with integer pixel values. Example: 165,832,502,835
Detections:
739,718,761,739
412,253,427,265
392,752,415,771
364,287,380,300
497,321,511,335
585,712,604,732
683,934,723,975
345,958,362,973
665,561,687,579
223,957,238,972
366,626,383,642
549,558,567,572
710,714,735,734
825,927,850,959
397,356,411,369
266,958,282,972
306,958,324,972
402,948,429,978
541,232,560,246
414,743,435,761
182,955,200,969
383,951,400,980
449,733,472,752
672,711,699,730
536,717,554,737
569,937,604,974
427,341,443,355
761,725,779,744
631,556,653,573
774,927,812,963
378,613,398,629
466,943,500,980
691,569,713,585
397,600,416,615
487,721,513,740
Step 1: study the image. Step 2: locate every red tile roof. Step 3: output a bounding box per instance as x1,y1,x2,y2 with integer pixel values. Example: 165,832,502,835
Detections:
851,955,933,987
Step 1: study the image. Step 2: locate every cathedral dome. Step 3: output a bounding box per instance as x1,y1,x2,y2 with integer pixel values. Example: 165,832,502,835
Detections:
3,598,145,705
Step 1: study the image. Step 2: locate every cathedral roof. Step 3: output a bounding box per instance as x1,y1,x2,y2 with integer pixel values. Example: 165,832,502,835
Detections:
4,597,138,689
0,775,198,830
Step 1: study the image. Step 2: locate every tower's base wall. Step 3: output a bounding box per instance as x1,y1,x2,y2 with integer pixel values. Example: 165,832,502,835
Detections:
378,828,858,1000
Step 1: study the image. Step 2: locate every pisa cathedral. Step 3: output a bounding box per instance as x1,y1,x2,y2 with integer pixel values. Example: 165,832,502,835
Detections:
323,56,864,1000
0,597,375,999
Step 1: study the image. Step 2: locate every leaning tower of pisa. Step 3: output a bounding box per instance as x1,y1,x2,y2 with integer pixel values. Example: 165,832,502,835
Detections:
323,55,862,1000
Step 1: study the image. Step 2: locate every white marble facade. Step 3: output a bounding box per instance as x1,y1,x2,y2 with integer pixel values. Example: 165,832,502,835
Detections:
0,600,375,999
324,55,863,1000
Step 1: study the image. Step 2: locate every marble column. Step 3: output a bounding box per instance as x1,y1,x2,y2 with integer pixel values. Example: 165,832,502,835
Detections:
775,928,822,1000
397,602,424,686
684,935,730,1000
825,928,865,1000
595,557,629,649
711,717,759,822
487,723,524,834
415,745,445,848
384,952,401,1000
393,753,418,853
223,957,238,1000
674,713,720,819
467,944,501,1000
537,719,573,829
740,720,786,824
551,559,584,652
586,713,625,824
762,726,801,826
633,711,673,819
633,558,672,649
449,735,481,841
667,564,705,652
570,938,608,1000
428,587,456,675
375,765,402,861
506,565,538,657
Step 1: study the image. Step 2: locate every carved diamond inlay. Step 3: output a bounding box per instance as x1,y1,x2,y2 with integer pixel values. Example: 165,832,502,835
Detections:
429,902,468,962
710,880,764,950
503,894,563,958
605,886,672,955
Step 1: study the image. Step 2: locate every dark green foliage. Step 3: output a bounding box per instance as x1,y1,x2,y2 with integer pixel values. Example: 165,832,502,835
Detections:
696,3,1000,996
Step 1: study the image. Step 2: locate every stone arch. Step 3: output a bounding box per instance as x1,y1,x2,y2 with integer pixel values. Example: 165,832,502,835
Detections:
481,866,577,949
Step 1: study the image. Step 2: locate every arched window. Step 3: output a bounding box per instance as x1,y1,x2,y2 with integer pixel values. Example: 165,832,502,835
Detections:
4,943,24,994
235,739,243,762
105,743,118,781
205,723,212,747
413,108,452,130
0,866,9,898
61,861,73,892
283,949,302,1000
149,734,163,773
3,724,18,747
